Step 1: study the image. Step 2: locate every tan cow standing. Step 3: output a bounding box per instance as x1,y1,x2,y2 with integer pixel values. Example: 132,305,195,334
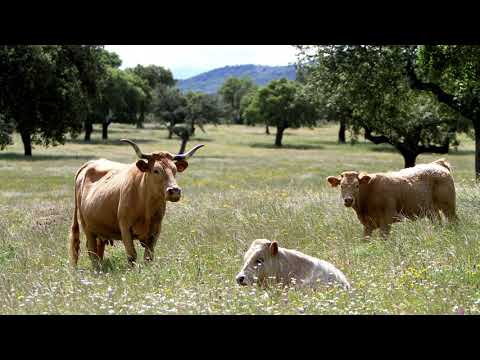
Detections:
236,239,351,289
327,159,457,237
69,139,204,268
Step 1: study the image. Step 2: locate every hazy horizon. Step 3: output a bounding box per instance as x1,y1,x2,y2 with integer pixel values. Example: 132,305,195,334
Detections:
104,45,299,79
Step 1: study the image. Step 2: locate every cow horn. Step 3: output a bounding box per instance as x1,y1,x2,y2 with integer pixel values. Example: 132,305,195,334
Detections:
120,139,150,159
173,144,205,160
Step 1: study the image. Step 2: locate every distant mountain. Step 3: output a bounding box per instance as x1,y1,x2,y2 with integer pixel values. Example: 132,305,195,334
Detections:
176,64,297,94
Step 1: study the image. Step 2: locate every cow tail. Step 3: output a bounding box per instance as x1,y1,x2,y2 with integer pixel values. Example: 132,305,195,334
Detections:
69,162,90,267
433,158,452,172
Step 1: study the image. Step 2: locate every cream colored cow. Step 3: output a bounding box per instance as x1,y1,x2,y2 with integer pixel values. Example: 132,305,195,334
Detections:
236,239,351,289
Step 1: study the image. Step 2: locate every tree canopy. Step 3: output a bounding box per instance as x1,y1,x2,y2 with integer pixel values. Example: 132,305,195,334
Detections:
170,91,223,153
0,45,106,155
153,86,188,139
242,78,318,147
406,45,480,177
296,45,465,167
219,76,256,124
127,64,175,128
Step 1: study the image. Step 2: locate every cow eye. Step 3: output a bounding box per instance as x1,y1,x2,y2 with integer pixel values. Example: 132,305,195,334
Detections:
256,258,264,265
153,169,160,174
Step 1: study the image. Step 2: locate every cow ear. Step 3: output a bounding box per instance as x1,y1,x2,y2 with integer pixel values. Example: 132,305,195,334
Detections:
136,160,150,172
270,241,279,256
358,173,371,184
175,160,189,172
327,176,341,187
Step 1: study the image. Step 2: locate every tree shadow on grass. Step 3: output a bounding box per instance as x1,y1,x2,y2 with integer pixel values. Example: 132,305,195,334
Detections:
194,155,231,160
0,153,95,162
370,146,475,156
186,137,214,143
249,143,325,150
369,145,398,154
67,138,158,146
68,137,215,147
447,149,475,156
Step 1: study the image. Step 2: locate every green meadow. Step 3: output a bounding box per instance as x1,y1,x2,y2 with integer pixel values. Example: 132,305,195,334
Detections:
0,123,479,314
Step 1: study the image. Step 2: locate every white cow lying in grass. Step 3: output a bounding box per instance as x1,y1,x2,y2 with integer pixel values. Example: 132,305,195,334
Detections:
236,239,351,290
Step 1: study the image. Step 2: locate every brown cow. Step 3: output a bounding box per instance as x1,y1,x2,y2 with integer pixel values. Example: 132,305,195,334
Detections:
69,139,204,268
327,159,457,237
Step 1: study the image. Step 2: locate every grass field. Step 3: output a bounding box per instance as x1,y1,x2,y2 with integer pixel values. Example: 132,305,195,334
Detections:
1,123,479,314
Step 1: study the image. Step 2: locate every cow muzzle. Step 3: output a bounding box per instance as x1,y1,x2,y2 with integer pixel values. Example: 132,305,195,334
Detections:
166,186,182,202
344,198,354,207
236,273,248,286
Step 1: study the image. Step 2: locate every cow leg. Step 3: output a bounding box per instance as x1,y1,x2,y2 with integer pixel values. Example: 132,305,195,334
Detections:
85,232,101,270
119,223,137,266
143,236,158,262
96,239,106,260
378,216,392,238
434,181,457,223
436,193,458,223
363,225,373,239
427,209,442,224
379,223,391,238
440,205,458,223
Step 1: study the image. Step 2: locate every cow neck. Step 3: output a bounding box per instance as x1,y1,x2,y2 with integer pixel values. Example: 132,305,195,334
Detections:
353,183,370,216
276,249,302,280
139,170,166,222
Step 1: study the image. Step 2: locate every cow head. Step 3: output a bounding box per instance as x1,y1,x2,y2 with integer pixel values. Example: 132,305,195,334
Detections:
121,139,204,202
236,239,279,286
327,171,372,208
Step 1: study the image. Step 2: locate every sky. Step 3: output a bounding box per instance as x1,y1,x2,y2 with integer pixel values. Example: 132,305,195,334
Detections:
104,45,299,80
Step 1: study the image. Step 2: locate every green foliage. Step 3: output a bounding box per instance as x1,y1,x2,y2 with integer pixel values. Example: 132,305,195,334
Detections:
415,45,480,128
87,56,172,138
98,49,122,69
240,87,260,126
399,45,480,174
130,64,175,89
219,77,256,124
0,113,13,149
297,45,463,166
243,78,318,146
154,86,188,128
184,92,223,126
155,90,223,152
125,65,176,128
0,45,106,155
104,68,148,123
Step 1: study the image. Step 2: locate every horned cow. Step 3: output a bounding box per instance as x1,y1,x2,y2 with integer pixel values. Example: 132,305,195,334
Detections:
69,139,204,268
327,159,457,237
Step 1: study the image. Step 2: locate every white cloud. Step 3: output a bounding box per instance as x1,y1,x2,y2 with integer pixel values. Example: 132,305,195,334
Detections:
104,45,299,79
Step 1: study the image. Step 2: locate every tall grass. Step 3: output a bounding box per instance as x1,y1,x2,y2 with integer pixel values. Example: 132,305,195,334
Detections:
0,124,479,314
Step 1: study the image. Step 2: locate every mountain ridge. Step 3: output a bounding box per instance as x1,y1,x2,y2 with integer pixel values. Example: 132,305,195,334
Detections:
176,64,297,94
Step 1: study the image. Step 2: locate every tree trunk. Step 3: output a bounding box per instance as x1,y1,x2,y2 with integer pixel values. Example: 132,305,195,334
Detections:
102,121,109,140
338,119,346,144
275,127,285,147
136,112,145,129
168,127,173,139
399,148,418,168
179,136,188,154
474,121,480,180
84,120,93,142
266,125,270,135
20,130,32,156
190,120,195,135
